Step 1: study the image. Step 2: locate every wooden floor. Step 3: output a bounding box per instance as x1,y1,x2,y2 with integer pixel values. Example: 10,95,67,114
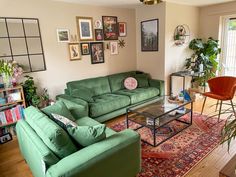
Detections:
0,97,236,177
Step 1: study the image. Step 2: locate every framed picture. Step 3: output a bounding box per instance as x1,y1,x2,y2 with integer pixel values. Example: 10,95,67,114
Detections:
118,22,127,37
57,29,70,42
81,43,90,55
141,19,159,51
102,16,118,40
90,42,105,64
110,41,118,55
94,20,102,29
68,43,81,61
0,133,12,144
76,16,94,41
95,29,104,41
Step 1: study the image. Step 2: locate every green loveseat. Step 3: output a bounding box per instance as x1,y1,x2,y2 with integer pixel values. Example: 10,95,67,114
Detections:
16,106,141,177
57,71,164,122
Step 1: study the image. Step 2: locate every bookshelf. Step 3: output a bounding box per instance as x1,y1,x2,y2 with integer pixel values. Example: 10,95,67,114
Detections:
0,86,26,139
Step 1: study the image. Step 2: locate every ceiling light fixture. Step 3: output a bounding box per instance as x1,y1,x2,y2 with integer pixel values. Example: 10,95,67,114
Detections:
140,0,163,5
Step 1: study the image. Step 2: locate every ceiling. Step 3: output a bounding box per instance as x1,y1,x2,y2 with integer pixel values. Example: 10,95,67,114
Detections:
54,0,235,7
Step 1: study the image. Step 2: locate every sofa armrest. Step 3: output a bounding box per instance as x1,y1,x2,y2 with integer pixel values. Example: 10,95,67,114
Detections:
46,129,141,177
149,79,165,96
56,94,89,119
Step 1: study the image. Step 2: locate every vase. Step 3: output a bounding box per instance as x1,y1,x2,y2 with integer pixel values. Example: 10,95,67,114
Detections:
2,74,12,88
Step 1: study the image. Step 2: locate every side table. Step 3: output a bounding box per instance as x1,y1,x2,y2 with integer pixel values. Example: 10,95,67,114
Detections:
169,70,205,95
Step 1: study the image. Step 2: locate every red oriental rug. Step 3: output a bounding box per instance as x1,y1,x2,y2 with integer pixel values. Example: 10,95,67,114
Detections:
108,113,225,177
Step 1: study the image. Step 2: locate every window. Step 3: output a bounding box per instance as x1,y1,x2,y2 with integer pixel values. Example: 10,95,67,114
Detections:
0,17,46,73
221,16,236,76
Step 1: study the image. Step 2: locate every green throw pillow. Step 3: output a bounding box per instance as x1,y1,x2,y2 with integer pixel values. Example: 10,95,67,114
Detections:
71,87,94,103
42,100,75,121
67,124,106,147
135,74,149,88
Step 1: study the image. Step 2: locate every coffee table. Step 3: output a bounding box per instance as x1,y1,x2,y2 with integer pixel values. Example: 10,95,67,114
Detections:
126,96,193,147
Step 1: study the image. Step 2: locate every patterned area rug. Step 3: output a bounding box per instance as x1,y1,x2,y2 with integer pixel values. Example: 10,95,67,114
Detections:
108,113,225,177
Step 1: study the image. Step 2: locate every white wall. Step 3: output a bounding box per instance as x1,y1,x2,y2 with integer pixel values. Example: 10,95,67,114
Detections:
200,1,236,39
0,0,137,98
136,2,199,94
165,3,199,94
136,2,166,81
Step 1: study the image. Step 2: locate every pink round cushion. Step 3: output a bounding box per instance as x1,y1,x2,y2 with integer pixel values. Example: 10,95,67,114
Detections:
124,77,138,90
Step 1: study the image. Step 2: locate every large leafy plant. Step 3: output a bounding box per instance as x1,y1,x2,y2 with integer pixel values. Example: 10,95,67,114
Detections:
221,115,236,151
185,37,221,86
21,75,40,107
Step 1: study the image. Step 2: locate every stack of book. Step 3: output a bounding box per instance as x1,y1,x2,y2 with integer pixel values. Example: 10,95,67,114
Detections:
0,105,24,126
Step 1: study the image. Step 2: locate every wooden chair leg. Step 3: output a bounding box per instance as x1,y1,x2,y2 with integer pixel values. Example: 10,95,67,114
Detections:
230,100,236,118
201,97,207,115
218,100,223,122
215,100,219,112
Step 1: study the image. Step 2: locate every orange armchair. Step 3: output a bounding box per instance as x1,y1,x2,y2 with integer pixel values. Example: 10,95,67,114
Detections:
201,76,236,121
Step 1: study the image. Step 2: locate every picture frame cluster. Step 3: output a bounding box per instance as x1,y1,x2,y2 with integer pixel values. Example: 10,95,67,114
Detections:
57,16,127,64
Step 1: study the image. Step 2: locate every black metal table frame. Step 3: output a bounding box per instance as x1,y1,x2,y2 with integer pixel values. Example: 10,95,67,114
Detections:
126,101,193,147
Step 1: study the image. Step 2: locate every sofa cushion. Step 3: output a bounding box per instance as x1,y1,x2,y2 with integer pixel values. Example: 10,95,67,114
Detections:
108,71,136,92
67,124,106,147
51,113,77,130
71,87,94,103
76,116,116,137
135,73,149,88
115,87,160,104
67,76,111,97
42,100,75,121
24,106,78,159
89,94,130,117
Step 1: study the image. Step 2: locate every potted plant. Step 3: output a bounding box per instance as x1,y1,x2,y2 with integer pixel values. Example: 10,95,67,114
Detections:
0,60,23,88
185,37,221,87
221,115,236,151
21,75,40,107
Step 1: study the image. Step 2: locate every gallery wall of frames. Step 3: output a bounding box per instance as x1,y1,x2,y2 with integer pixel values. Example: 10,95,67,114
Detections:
56,16,127,64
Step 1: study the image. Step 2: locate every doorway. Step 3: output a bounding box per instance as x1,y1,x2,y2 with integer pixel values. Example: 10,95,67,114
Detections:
221,16,236,76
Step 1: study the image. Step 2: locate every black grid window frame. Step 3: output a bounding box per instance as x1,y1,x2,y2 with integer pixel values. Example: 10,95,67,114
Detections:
0,17,46,73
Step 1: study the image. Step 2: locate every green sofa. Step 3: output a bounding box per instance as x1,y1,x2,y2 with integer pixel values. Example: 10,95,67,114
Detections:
16,106,141,177
57,71,164,122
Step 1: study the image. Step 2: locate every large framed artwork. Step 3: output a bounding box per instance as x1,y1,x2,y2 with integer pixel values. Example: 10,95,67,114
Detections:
76,16,94,41
90,42,105,64
141,19,159,51
102,16,118,40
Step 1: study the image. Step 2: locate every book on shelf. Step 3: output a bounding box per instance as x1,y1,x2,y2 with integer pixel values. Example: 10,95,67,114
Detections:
0,105,24,126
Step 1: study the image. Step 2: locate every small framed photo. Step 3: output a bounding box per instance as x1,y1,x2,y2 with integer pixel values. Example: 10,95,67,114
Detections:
94,20,102,29
81,43,90,55
90,42,105,64
76,16,94,41
118,22,127,37
0,133,12,144
95,29,104,41
102,16,118,40
68,43,81,61
110,41,118,55
57,29,70,42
